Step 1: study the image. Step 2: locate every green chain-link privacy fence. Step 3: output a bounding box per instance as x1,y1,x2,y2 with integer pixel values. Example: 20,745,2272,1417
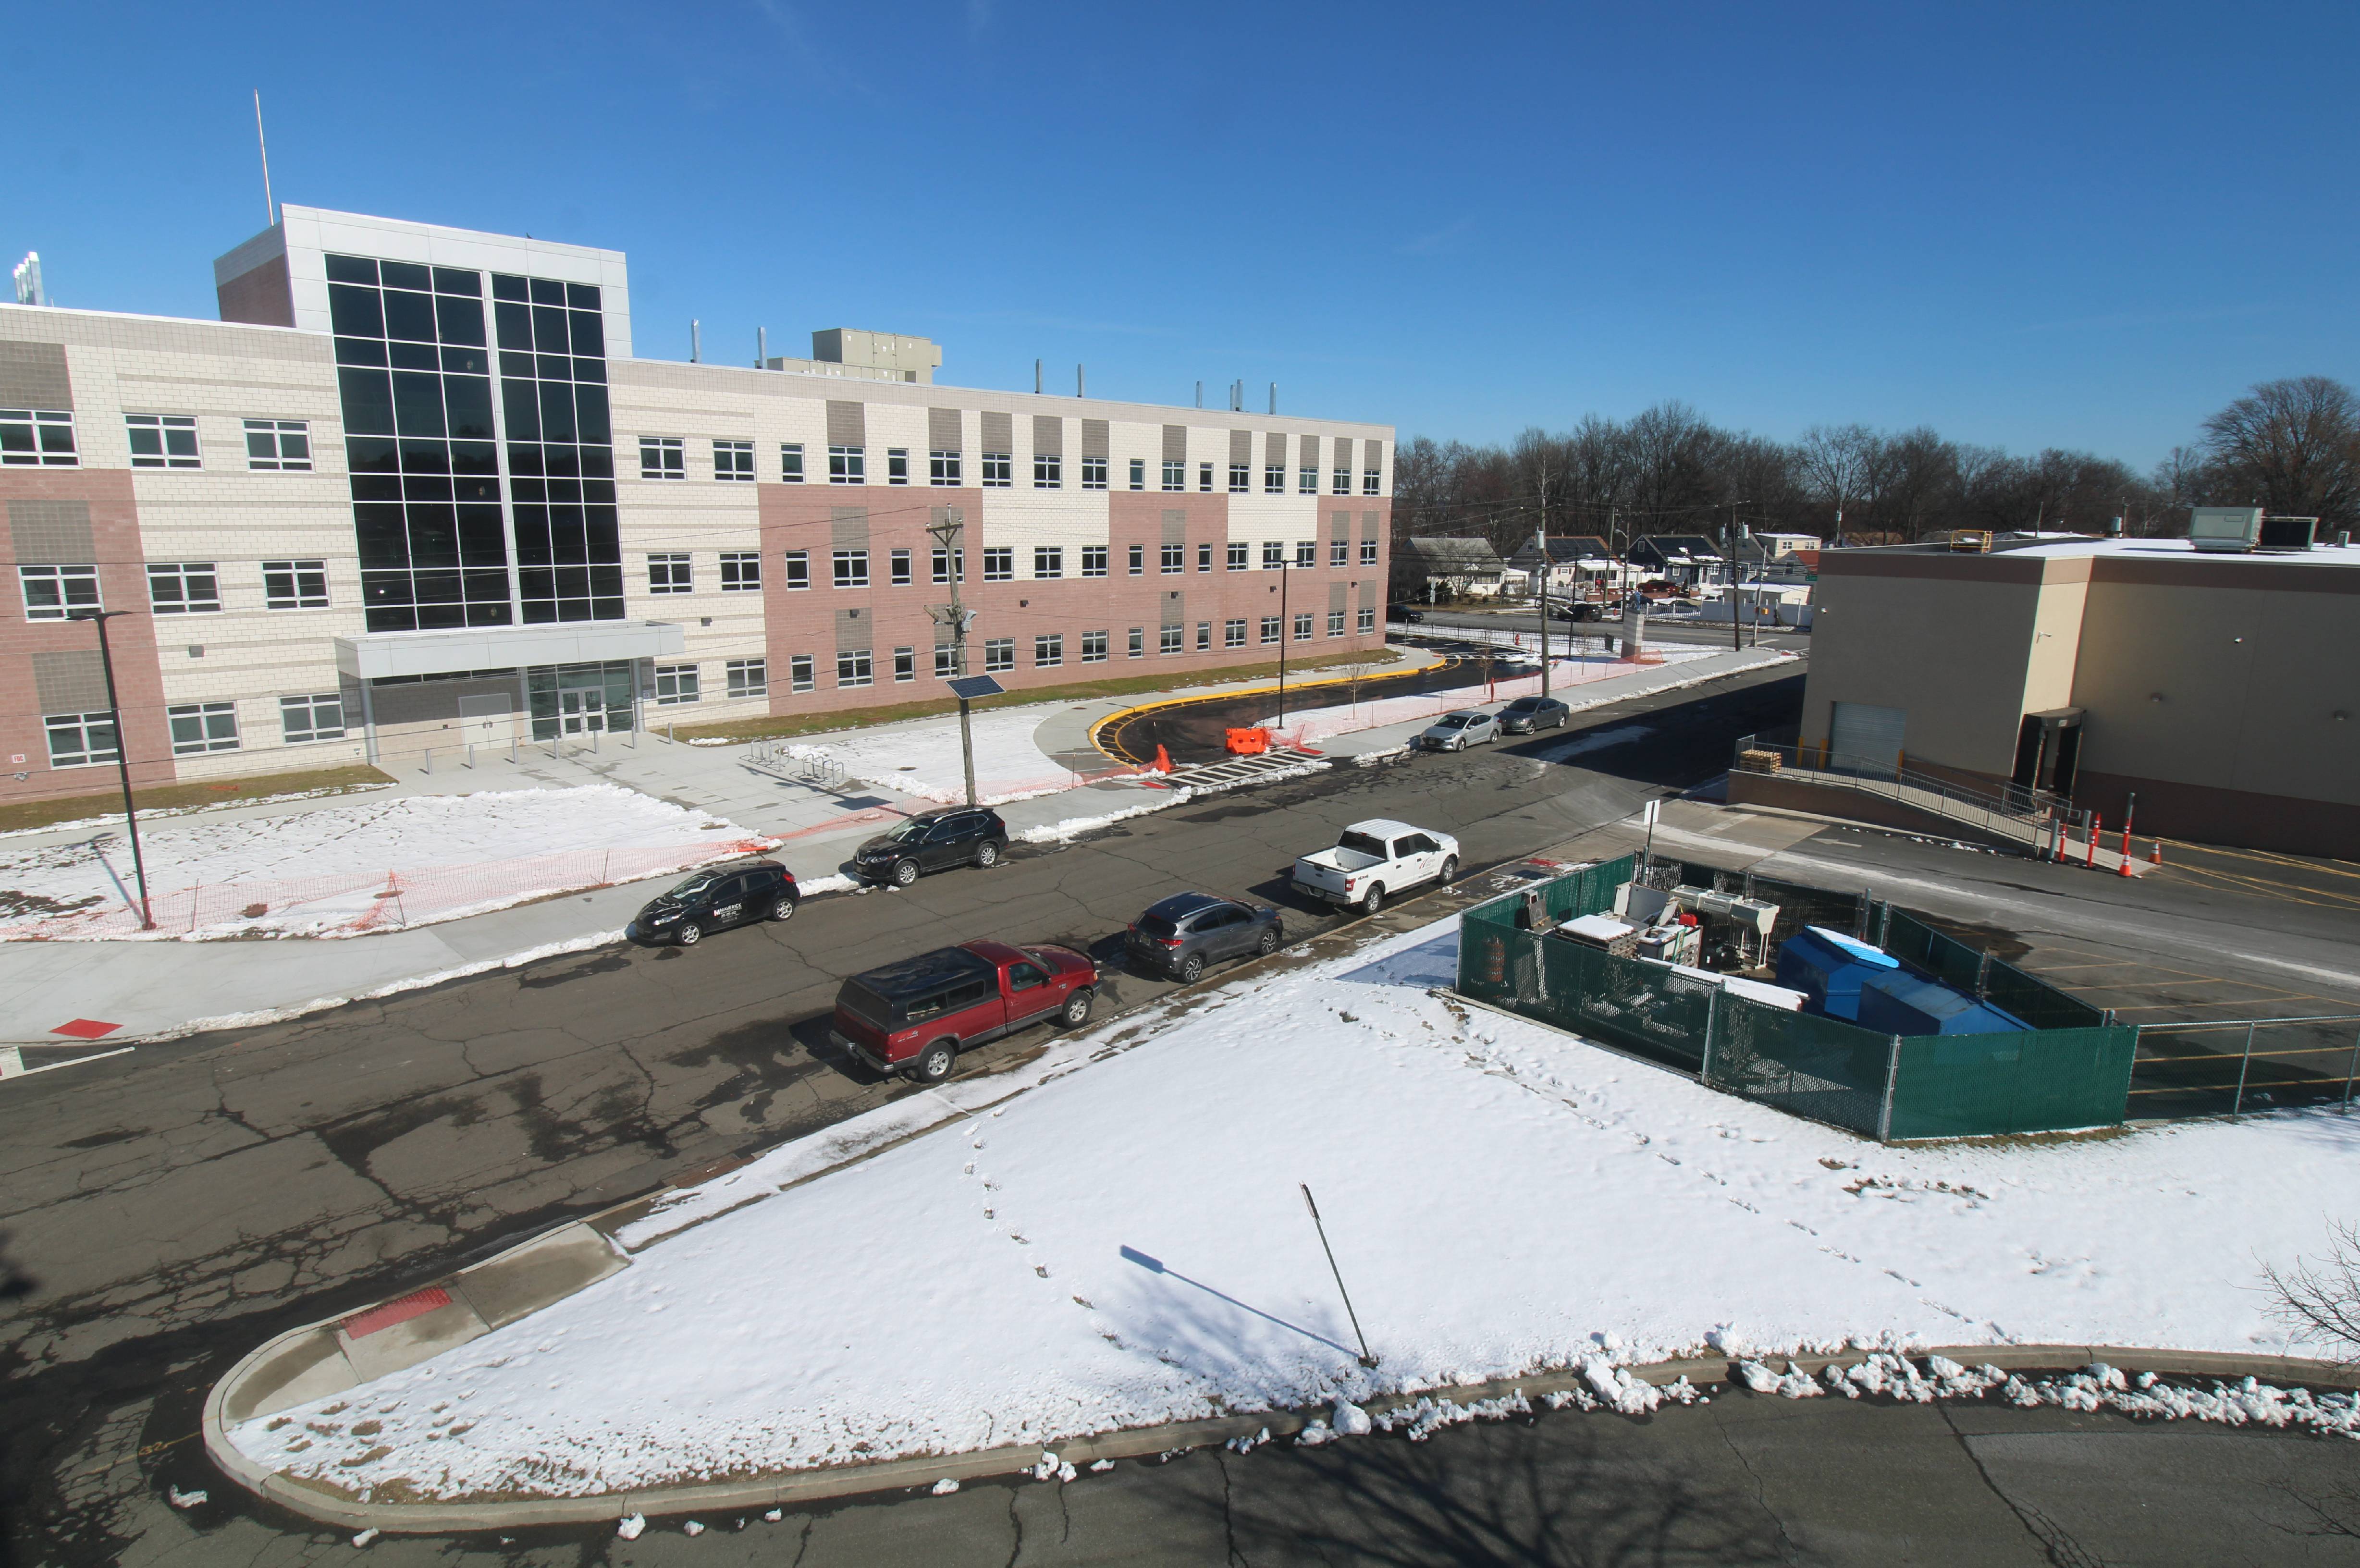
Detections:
1456,861,2135,1141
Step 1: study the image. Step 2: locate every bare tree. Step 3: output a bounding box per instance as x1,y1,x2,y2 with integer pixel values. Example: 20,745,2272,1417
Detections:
2263,1221,2360,1367
2201,375,2360,528
1794,424,1873,539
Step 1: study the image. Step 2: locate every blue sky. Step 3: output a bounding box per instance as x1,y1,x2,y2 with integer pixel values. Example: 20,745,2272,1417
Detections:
9,2,2355,467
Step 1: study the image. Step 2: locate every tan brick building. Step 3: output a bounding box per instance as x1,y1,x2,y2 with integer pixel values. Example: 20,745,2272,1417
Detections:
0,208,1392,802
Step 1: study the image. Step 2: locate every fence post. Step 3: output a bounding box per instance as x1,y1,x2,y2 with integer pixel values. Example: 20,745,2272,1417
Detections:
511,734,518,765
1701,985,1720,1084
2345,1024,2359,1112
1974,949,1991,999
2231,1020,2257,1116
466,743,474,770
1877,1035,1902,1142
1854,889,1870,940
422,747,431,775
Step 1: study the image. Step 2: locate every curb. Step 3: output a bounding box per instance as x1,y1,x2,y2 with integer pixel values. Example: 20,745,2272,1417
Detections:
204,1341,2360,1536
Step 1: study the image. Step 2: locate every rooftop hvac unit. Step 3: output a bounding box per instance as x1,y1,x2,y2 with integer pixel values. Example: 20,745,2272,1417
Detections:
2189,506,2264,552
1948,530,1992,553
2259,514,2319,551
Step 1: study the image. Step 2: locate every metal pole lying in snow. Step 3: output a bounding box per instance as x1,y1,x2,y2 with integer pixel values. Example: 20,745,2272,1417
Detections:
1300,1184,1378,1368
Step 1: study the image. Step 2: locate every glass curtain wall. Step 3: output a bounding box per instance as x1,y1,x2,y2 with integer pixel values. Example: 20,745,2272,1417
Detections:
492,276,622,623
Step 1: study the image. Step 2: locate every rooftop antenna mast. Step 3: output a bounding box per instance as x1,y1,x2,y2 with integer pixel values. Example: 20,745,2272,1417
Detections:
253,90,275,225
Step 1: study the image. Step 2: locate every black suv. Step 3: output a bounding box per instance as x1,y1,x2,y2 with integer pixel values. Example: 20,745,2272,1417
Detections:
853,807,1011,888
627,860,798,946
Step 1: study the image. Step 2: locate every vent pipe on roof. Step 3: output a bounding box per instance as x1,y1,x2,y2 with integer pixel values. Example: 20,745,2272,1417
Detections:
1035,358,1043,394
1077,363,1084,397
1195,380,1203,408
690,319,701,363
1269,382,1277,415
757,327,766,368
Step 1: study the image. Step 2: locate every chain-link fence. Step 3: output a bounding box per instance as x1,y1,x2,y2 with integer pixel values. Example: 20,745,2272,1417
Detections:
2129,1017,2360,1119
1456,861,2138,1141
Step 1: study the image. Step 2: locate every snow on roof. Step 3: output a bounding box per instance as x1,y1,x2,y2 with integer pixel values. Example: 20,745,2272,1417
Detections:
2000,536,2360,568
1800,925,1901,968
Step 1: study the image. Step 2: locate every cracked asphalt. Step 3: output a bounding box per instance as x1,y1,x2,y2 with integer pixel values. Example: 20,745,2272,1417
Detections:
8,660,2356,1567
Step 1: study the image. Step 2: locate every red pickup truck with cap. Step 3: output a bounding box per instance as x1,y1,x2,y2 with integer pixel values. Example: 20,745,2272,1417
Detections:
831,939,1098,1083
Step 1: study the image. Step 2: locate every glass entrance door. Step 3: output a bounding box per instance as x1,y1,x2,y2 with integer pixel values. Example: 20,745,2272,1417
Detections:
558,686,608,736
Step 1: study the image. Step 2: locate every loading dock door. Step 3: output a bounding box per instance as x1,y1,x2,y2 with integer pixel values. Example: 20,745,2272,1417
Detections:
1829,701,1907,775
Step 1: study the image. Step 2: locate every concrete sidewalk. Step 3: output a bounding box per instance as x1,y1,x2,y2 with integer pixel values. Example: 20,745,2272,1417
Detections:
0,647,1786,1050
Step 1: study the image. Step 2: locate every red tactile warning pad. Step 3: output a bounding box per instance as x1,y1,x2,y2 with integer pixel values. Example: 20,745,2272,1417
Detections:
50,1019,121,1039
341,1287,453,1339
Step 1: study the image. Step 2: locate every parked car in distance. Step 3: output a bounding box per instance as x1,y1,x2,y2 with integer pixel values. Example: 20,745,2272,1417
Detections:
831,939,1098,1082
1416,710,1498,751
1126,892,1284,981
1291,819,1461,915
627,859,798,945
1386,603,1425,624
852,807,1009,887
1549,601,1605,623
1496,695,1571,733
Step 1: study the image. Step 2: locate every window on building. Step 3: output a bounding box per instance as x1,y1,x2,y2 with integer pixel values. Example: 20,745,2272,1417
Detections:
1081,455,1108,490
1293,611,1314,640
1081,545,1108,578
790,654,815,692
1224,618,1246,647
1333,468,1350,495
833,549,869,588
1228,542,1248,571
1264,464,1284,494
1327,609,1346,637
720,551,761,591
885,646,911,681
168,700,240,755
1198,462,1213,492
726,658,767,698
983,637,1015,673
930,450,961,485
1081,629,1109,663
1360,539,1379,566
1127,626,1144,658
1160,543,1184,574
1034,453,1062,489
280,692,345,743
1035,633,1063,668
1159,625,1184,654
147,562,220,614
1259,615,1280,644
1296,540,1316,568
1358,606,1376,634
1161,458,1185,491
891,548,911,586
886,448,910,485
1262,541,1285,570
1034,546,1064,579
2,409,78,466
1228,463,1249,493
125,414,200,468
45,710,119,768
1125,543,1145,576
245,418,313,471
21,563,99,620
1331,539,1350,567
783,549,810,589
640,436,684,479
1129,458,1146,491
836,649,874,687
713,439,754,480
1364,468,1381,495
828,445,865,483
262,560,330,610
983,547,1013,582
931,547,965,583
1197,543,1213,572
653,663,701,704
1196,620,1211,650
780,442,806,482
1299,466,1316,494
648,552,693,594
982,451,1012,486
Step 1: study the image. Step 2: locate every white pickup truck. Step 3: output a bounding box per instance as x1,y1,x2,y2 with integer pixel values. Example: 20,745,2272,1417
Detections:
1291,818,1461,915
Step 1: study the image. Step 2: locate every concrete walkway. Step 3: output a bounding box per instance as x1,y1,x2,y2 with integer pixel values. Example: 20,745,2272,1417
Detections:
0,647,1783,1050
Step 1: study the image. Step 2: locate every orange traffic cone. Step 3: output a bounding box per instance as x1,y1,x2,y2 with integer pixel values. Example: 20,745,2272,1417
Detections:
2150,839,2163,865
1152,744,1173,774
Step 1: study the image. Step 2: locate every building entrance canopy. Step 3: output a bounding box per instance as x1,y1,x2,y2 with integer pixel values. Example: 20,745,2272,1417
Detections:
334,621,683,681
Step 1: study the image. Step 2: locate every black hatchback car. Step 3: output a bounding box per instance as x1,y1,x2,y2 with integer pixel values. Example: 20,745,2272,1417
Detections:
627,859,799,946
1125,893,1285,981
853,807,1011,888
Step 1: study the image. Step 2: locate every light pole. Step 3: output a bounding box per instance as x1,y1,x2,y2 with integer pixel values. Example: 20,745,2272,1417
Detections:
925,509,979,806
1725,501,1753,653
1275,559,1290,729
68,608,154,930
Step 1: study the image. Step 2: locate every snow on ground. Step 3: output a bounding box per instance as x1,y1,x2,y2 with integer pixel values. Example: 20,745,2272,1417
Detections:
781,706,1109,806
0,786,771,940
233,913,2360,1500
1261,647,1716,746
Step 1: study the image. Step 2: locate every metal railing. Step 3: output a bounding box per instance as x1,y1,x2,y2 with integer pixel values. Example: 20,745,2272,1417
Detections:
2131,1015,2360,1118
1732,734,2092,847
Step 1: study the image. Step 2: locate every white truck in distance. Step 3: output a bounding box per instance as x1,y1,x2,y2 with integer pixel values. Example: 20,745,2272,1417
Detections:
1291,818,1461,915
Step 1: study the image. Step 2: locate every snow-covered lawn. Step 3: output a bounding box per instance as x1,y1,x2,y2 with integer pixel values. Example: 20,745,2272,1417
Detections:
779,706,1108,806
231,913,2360,1500
0,786,772,940
1262,646,1717,746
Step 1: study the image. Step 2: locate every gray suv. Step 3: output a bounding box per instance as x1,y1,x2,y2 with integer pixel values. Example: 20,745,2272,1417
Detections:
1125,893,1284,981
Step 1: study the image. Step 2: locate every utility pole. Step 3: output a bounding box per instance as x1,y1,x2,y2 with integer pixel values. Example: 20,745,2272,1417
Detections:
926,509,980,806
1730,502,1746,654
1276,560,1290,729
69,609,154,929
1533,453,1551,702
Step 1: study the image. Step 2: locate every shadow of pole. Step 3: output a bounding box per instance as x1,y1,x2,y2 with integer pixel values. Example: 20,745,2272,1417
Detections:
1121,1246,1363,1360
